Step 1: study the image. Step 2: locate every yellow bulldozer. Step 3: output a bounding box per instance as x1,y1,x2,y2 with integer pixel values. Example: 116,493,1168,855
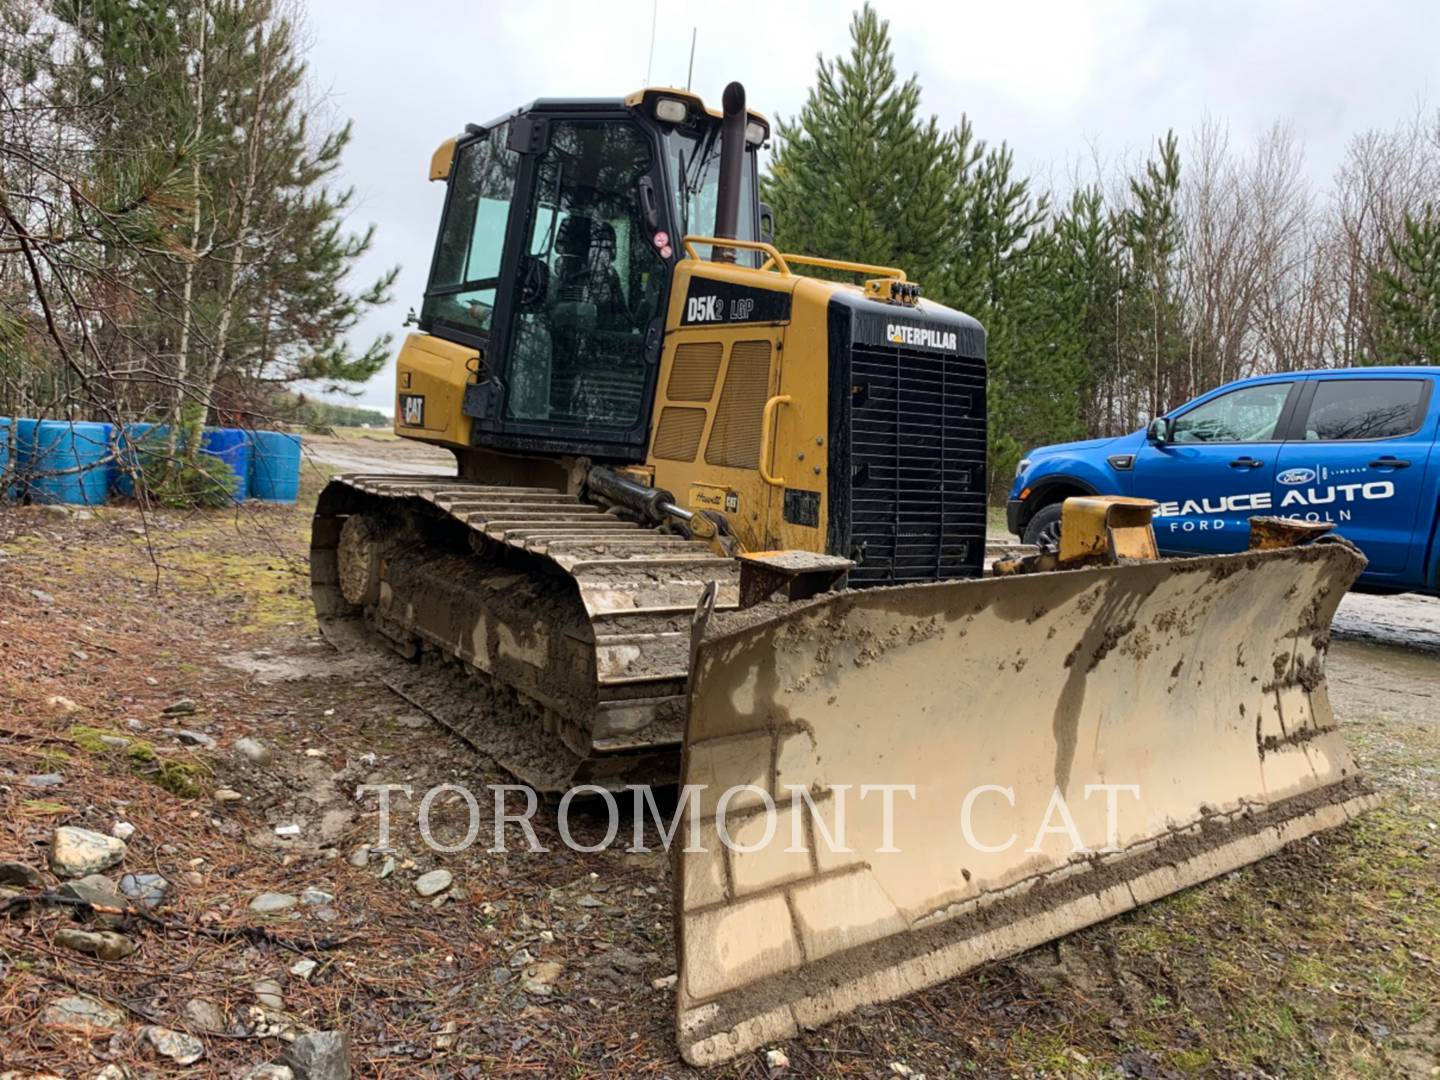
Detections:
311,83,1378,1065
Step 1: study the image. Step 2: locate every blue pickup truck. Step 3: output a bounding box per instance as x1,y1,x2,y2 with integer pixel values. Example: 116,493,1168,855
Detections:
1007,367,1440,594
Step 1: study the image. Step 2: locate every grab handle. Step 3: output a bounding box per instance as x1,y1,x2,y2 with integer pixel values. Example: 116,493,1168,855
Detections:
758,394,792,488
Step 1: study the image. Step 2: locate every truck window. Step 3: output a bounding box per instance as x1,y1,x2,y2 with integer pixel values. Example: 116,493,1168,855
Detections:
1301,379,1427,440
422,124,521,338
1171,382,1293,444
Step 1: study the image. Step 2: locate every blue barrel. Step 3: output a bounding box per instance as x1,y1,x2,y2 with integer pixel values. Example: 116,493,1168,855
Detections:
0,418,11,500
201,427,249,501
247,431,302,503
25,420,112,505
112,422,170,497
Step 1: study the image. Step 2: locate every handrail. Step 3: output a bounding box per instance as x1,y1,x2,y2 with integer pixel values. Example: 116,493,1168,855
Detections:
758,394,791,488
680,236,908,283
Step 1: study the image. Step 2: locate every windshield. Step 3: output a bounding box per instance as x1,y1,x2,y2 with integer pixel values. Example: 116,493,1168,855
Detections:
663,128,760,267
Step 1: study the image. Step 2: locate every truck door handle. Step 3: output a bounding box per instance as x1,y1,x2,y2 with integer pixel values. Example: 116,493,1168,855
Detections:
758,395,792,488
1229,457,1264,469
1368,457,1410,469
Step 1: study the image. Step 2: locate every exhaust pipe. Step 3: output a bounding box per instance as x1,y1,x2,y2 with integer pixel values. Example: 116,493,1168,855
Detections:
712,81,746,264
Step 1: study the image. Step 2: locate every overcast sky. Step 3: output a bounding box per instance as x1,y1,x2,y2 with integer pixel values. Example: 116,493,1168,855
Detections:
302,0,1437,414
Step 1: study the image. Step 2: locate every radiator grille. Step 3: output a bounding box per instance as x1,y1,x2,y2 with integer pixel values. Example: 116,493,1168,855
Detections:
667,342,723,401
652,406,707,461
705,341,772,468
846,342,986,586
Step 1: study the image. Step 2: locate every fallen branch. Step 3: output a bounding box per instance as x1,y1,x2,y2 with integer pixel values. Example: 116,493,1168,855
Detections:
0,890,353,953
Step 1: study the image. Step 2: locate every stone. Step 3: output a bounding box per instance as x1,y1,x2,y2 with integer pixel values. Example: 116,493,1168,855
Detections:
161,699,197,716
72,649,90,661
53,927,136,961
50,826,127,878
182,997,227,1033
249,892,298,913
378,856,395,879
119,872,170,909
41,994,124,1031
59,874,128,926
300,887,334,906
141,1024,205,1065
173,729,216,748
214,788,244,803
32,589,56,604
282,1030,352,1080
651,973,678,991
0,861,45,889
253,978,285,1011
765,1048,790,1071
111,821,135,840
347,847,369,868
235,737,273,765
289,958,318,980
93,1065,134,1080
414,869,453,897
243,1067,295,1080
274,823,302,837
889,1064,917,1079
575,894,603,908
99,734,131,749
433,1020,459,1049
44,695,77,714
312,906,338,924
25,773,65,788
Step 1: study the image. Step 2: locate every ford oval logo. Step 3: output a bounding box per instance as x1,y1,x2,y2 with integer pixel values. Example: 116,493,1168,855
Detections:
1278,467,1316,485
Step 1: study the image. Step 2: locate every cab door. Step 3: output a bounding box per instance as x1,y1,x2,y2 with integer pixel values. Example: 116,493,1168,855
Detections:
1131,379,1301,554
1273,375,1437,580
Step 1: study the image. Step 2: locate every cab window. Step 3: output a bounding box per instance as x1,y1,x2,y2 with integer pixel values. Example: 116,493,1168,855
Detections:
1300,379,1427,440
663,129,759,267
1171,382,1293,444
504,120,665,429
422,124,520,338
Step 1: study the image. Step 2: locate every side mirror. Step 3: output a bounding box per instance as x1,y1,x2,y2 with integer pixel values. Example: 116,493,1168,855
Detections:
1147,417,1171,445
758,202,775,245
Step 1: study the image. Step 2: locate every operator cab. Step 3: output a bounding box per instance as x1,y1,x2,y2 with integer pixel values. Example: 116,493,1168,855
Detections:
419,88,770,458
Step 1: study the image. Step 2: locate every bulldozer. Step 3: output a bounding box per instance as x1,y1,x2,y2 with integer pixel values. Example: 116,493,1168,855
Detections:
311,83,1378,1066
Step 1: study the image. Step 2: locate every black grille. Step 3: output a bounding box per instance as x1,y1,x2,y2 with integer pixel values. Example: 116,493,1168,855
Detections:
846,342,986,587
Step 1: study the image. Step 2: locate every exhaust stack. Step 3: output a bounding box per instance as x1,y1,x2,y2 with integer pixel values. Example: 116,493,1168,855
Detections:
711,81,746,264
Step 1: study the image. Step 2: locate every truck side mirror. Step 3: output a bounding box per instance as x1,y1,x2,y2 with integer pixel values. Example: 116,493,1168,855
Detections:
759,202,775,245
1147,417,1171,445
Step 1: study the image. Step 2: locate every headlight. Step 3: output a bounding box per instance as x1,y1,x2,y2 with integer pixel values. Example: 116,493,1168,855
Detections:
1015,458,1032,477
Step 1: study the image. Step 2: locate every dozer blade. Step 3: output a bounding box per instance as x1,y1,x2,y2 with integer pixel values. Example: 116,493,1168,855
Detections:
673,542,1379,1066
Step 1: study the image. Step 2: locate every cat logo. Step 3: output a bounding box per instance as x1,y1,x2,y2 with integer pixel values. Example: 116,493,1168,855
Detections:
400,393,425,427
725,491,739,513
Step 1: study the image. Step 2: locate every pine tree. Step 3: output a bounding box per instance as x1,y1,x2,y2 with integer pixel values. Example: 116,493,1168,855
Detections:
1374,205,1440,363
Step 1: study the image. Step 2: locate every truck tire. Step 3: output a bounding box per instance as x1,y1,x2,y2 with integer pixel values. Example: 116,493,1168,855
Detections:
1022,502,1064,551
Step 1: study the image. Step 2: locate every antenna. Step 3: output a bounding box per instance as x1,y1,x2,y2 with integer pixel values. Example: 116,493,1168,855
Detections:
644,0,658,87
686,27,697,90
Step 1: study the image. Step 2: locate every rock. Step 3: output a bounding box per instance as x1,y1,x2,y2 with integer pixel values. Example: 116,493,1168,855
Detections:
235,737,273,765
378,856,395,879
53,927,136,961
111,821,135,840
651,973,677,991
575,894,603,908
414,869,452,897
312,906,338,923
99,734,131,749
274,823,301,837
289,958,318,980
173,729,216,748
144,675,159,686
119,872,170,909
0,861,45,889
253,978,285,1010
214,787,244,803
509,948,534,968
41,993,124,1031
59,874,128,926
249,892,298,913
72,649,90,661
161,699,197,716
889,1064,916,1079
434,1020,459,1049
25,773,65,788
522,960,565,995
44,695,77,713
357,752,377,766
765,1048,790,1071
32,589,57,604
303,748,326,758
243,1067,295,1080
347,847,369,868
182,996,227,1032
93,1065,135,1080
50,826,127,878
300,887,334,906
282,1030,352,1080
126,718,146,730
141,1024,205,1065
538,929,555,944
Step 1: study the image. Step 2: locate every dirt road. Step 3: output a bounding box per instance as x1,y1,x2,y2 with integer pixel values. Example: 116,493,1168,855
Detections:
1,439,1436,1078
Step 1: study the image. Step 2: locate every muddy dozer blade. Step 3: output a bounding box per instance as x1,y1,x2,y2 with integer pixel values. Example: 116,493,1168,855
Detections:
673,543,1379,1066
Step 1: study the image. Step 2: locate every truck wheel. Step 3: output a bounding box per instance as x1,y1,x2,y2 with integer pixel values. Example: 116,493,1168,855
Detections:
1023,503,1064,552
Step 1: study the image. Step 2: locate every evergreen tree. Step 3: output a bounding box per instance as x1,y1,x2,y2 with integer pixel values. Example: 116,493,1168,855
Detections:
1374,204,1440,363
